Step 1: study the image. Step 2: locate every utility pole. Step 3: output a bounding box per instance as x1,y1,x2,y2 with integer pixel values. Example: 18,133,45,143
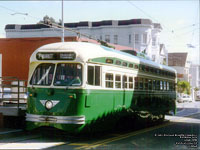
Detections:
61,0,64,42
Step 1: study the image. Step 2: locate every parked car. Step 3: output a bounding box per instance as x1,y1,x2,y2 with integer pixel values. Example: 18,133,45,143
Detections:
195,95,200,101
177,95,192,103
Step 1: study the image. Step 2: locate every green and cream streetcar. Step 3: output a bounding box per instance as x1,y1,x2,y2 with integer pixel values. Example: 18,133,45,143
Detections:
26,42,177,133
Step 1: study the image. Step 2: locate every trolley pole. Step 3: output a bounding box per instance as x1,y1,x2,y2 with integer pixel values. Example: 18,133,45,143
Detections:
61,0,64,42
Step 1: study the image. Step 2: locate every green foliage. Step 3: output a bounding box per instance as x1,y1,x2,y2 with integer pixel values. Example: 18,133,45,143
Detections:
177,80,191,95
162,58,167,65
98,40,115,49
194,87,200,91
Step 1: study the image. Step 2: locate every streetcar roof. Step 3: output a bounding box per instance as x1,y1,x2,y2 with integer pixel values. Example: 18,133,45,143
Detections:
30,42,176,73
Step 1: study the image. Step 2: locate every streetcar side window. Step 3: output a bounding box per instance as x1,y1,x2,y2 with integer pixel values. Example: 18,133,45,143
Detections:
144,78,148,90
129,64,134,68
163,81,166,90
156,80,160,90
87,66,101,86
129,77,133,89
153,80,156,90
134,77,138,89
148,79,152,90
116,60,121,65
173,83,175,91
106,59,113,64
167,82,169,91
150,67,153,73
123,75,128,89
88,66,94,85
139,78,143,90
145,66,149,72
105,73,113,88
115,75,121,88
95,66,101,86
122,62,128,67
160,81,163,90
134,64,139,69
169,82,173,91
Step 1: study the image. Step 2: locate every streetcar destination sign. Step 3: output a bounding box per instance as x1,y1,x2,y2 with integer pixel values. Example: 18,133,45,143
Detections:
36,52,76,60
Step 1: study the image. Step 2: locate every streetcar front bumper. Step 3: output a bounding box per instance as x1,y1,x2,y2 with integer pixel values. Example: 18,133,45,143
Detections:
26,113,85,124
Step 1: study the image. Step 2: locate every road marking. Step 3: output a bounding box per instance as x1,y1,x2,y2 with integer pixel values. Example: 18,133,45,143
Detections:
0,129,23,135
75,122,172,149
68,143,90,146
76,113,200,149
0,142,66,149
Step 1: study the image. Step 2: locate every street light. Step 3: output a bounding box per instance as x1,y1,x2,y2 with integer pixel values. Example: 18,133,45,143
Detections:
11,12,28,16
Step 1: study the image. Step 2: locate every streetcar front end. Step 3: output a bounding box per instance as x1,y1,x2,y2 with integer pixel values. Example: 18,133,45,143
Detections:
26,47,87,133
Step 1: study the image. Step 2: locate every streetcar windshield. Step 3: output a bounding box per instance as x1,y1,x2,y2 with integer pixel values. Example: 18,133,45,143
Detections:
54,63,82,86
30,63,55,86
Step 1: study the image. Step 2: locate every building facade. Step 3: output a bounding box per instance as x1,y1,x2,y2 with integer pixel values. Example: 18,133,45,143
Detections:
168,53,190,82
189,64,200,88
5,18,166,64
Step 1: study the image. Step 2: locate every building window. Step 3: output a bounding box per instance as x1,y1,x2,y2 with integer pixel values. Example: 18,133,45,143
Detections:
105,73,113,88
100,35,102,40
152,37,156,46
105,35,110,43
135,34,139,44
114,35,118,44
143,33,147,44
129,34,131,44
152,55,156,61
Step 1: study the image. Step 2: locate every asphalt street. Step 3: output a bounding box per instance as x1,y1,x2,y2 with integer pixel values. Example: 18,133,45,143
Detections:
0,101,200,150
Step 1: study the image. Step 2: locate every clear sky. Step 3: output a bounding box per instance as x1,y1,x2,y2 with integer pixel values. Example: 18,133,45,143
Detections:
0,1,199,64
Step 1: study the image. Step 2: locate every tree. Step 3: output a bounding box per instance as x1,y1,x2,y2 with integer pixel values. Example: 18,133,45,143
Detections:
194,87,199,92
98,40,115,49
177,80,191,95
38,15,56,24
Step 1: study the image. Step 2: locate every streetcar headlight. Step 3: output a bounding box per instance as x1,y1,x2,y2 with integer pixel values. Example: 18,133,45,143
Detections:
45,100,53,110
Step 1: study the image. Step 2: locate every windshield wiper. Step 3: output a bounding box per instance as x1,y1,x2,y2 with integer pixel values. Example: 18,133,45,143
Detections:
37,66,52,85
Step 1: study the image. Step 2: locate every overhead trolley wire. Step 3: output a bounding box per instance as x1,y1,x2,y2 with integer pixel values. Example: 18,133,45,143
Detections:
0,3,111,47
127,0,199,50
127,1,173,33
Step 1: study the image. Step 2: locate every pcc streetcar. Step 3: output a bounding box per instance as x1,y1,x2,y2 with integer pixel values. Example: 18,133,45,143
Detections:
26,42,177,133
